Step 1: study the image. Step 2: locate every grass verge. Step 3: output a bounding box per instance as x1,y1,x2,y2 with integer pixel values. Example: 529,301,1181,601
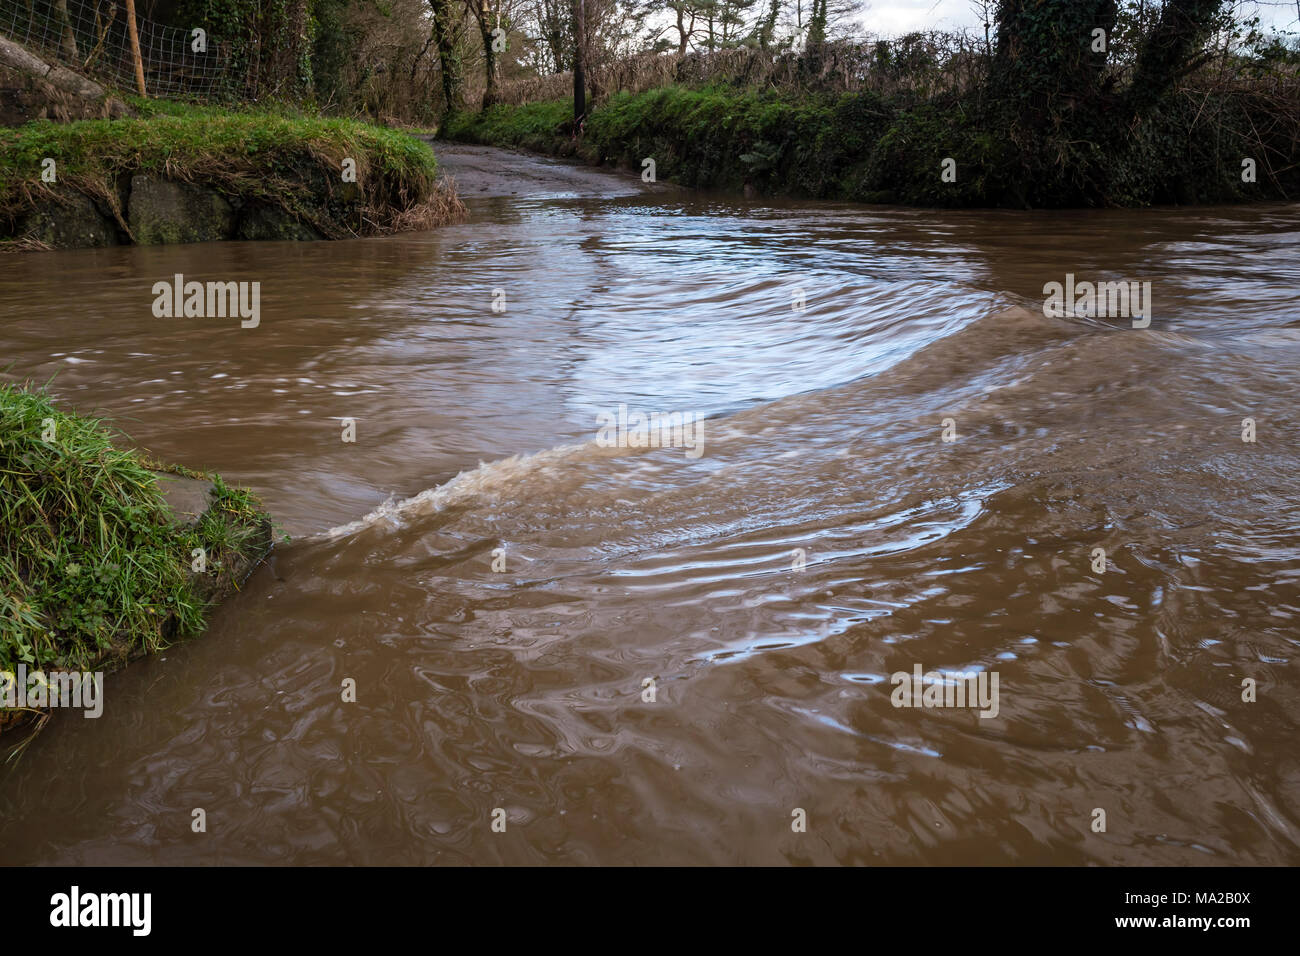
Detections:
442,81,1299,207
1,100,465,243
0,381,272,710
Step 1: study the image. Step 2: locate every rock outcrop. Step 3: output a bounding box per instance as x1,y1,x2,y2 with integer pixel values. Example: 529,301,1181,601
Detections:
19,191,119,247
127,174,237,244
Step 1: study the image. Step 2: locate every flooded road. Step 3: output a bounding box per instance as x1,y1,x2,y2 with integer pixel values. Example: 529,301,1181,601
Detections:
1,143,1298,864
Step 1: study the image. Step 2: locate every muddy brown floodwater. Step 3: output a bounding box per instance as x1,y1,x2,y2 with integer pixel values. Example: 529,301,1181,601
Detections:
1,143,1298,864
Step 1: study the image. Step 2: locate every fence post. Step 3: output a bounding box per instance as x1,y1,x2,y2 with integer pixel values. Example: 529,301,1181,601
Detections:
125,0,147,96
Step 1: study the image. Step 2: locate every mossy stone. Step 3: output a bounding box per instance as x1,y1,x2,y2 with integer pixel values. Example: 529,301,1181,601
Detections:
127,174,236,245
237,204,324,241
20,192,118,248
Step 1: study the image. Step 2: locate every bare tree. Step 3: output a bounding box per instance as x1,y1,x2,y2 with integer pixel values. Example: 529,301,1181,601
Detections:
464,0,509,106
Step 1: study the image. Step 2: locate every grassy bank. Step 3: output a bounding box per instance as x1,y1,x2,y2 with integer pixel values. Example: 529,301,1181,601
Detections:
1,100,465,248
442,81,1299,207
0,382,271,693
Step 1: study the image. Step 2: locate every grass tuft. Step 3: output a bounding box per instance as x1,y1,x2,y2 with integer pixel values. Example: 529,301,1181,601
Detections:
0,381,270,677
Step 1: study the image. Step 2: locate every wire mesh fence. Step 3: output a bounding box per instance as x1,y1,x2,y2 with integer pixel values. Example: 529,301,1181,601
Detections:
0,0,238,98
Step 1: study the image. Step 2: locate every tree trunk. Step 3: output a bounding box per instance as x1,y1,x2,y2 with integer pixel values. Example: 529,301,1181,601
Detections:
479,20,498,108
573,0,586,122
52,0,78,62
429,0,463,113
989,0,1226,204
1124,0,1226,117
990,0,1117,126
758,0,779,51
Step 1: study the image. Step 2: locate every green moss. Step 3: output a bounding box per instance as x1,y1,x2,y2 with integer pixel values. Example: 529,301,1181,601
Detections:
0,382,272,675
0,102,442,241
